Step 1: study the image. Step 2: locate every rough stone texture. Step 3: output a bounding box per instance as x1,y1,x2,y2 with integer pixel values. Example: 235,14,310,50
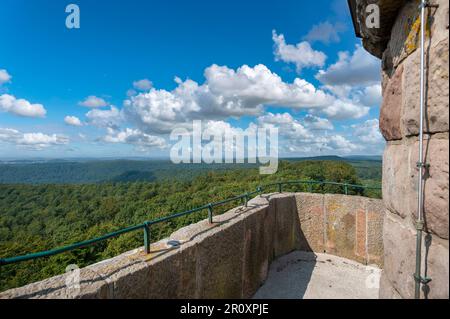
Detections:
367,199,385,267
195,212,246,299
383,135,449,239
381,0,421,74
242,205,273,298
380,64,403,140
352,0,449,300
272,194,302,257
382,142,415,220
350,0,407,58
380,213,449,299
0,193,384,299
402,39,449,136
379,272,402,299
410,136,449,239
325,194,366,264
294,193,325,253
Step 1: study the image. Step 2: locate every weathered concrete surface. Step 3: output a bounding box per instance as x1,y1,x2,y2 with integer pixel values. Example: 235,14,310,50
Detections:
0,193,384,299
253,251,381,299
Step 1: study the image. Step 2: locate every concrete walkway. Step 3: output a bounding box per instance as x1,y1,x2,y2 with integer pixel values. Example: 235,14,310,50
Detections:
253,251,381,299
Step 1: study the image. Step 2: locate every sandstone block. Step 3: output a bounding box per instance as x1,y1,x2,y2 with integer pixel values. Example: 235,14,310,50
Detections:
366,199,385,267
379,272,402,299
271,194,301,258
294,193,325,253
195,214,245,299
402,39,449,136
242,206,273,298
383,136,449,239
382,142,417,219
380,65,403,140
324,194,366,264
382,212,449,299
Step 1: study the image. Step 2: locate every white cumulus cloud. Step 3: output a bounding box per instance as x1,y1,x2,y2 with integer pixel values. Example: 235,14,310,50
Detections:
272,30,327,72
320,99,369,120
79,95,109,108
64,115,83,126
0,94,47,118
303,21,346,44
124,64,335,134
352,119,384,144
0,69,11,85
303,114,334,130
316,45,380,86
102,127,167,151
133,79,153,91
0,128,69,150
85,106,122,129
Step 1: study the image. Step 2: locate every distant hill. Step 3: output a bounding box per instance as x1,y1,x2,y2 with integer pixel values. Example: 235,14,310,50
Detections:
0,160,256,184
343,155,382,161
285,155,382,162
0,157,382,184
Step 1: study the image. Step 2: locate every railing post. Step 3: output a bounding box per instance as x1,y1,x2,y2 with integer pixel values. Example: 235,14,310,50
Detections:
143,222,151,254
244,193,249,207
344,184,348,195
257,186,262,196
207,204,213,224
278,183,282,193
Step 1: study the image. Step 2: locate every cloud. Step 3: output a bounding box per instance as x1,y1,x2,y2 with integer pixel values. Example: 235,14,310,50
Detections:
303,114,334,130
320,99,369,120
272,30,327,72
316,45,380,86
64,115,83,126
303,21,347,44
0,128,69,150
326,135,359,153
0,69,11,85
124,64,334,134
79,95,109,108
102,127,167,151
0,94,47,118
257,112,312,140
352,119,384,144
133,79,153,91
255,112,359,155
358,84,382,107
85,106,122,129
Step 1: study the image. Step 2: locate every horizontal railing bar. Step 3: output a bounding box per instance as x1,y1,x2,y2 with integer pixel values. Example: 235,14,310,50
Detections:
0,223,145,265
0,180,381,266
147,205,209,225
211,194,247,207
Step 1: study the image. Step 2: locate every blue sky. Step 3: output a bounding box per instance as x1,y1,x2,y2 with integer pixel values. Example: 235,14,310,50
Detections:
0,0,385,159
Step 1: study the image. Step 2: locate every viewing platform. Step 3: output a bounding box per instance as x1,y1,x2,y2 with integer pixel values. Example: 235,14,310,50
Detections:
0,192,384,299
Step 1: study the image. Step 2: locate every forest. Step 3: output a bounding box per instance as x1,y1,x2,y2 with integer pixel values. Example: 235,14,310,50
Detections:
0,159,381,291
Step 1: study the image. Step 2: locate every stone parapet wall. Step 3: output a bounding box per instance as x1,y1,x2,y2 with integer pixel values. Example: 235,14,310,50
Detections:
352,0,449,299
0,193,384,299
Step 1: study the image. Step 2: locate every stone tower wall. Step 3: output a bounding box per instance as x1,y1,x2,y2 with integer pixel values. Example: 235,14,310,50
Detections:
370,0,448,299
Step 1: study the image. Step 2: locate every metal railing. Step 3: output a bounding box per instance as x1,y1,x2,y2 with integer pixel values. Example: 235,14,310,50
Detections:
0,180,381,266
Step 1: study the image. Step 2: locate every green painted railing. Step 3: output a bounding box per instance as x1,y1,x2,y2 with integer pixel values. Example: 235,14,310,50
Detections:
0,180,381,266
